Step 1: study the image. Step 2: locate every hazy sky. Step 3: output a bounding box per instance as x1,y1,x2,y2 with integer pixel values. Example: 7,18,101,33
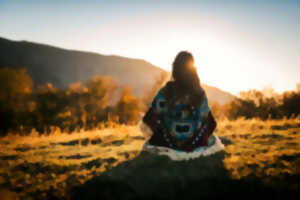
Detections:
1,0,299,95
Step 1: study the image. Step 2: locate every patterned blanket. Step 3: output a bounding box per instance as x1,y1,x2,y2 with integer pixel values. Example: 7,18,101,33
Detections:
139,81,224,160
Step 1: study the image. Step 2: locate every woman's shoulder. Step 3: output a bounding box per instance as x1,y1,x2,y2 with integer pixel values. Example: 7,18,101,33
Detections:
163,81,176,90
160,81,175,95
165,80,175,86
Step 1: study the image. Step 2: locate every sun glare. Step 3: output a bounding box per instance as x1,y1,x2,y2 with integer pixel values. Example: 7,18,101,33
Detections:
149,31,285,96
151,32,255,95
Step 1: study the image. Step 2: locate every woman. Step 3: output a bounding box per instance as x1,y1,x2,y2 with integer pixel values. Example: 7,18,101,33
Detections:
138,51,224,161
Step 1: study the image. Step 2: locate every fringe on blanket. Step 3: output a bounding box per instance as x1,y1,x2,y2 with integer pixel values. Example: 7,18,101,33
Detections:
137,119,153,139
138,120,225,161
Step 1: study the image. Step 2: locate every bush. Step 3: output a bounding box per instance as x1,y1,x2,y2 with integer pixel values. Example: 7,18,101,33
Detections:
0,68,145,135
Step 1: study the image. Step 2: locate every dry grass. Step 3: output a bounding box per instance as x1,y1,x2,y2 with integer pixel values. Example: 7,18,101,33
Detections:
217,117,300,179
0,118,299,199
0,124,144,199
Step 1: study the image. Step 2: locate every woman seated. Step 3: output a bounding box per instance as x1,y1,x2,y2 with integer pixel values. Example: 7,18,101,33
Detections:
139,51,224,161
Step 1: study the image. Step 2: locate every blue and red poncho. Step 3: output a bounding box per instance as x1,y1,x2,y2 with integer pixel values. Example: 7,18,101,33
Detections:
139,81,224,161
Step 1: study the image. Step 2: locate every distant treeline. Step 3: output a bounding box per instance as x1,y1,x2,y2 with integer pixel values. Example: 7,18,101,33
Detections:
0,68,167,135
211,88,300,120
0,67,299,135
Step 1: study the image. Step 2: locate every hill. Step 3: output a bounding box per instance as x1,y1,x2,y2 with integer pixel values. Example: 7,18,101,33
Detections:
0,37,234,103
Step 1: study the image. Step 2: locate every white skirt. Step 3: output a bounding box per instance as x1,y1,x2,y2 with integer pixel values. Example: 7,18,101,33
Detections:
138,120,225,161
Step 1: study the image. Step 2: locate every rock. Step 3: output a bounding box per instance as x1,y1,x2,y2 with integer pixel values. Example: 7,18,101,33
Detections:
71,177,138,200
70,150,300,200
71,151,233,199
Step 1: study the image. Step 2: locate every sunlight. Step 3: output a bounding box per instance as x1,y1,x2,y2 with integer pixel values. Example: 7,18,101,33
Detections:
150,32,256,95
147,31,287,95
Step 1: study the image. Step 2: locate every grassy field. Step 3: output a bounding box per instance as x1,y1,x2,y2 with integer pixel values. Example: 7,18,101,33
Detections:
0,118,300,200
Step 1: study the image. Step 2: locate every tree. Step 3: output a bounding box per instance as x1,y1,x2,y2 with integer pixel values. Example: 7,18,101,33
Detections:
280,91,300,118
114,86,143,124
84,75,118,128
0,68,33,134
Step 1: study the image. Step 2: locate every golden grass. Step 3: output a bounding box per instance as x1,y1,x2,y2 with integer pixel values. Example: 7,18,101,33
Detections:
0,117,299,199
217,117,300,179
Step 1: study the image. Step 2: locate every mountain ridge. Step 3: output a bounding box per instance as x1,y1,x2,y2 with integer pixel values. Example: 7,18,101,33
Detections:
0,36,234,104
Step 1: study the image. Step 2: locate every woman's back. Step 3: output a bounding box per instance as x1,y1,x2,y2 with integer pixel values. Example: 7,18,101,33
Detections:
139,51,224,160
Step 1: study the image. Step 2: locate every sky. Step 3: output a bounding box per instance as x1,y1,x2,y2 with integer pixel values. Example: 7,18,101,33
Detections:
0,0,299,95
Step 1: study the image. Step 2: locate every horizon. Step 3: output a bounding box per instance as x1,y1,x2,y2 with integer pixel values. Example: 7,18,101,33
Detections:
0,0,299,95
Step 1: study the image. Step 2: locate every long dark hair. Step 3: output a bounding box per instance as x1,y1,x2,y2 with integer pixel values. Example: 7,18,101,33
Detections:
164,51,204,107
